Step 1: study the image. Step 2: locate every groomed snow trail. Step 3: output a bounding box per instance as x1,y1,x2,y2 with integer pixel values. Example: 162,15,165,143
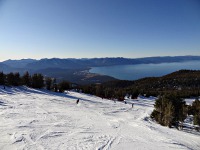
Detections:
0,86,199,150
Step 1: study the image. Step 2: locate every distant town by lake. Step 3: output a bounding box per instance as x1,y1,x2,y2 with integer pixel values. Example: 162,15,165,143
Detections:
89,61,200,80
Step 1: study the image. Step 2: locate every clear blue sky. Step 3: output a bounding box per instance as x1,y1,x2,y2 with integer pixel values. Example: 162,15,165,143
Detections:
0,0,200,61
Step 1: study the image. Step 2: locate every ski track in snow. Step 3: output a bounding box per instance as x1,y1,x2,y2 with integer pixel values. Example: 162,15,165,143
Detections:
0,86,199,150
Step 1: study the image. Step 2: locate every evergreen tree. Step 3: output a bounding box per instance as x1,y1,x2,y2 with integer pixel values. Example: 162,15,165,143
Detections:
45,77,52,90
115,89,125,101
191,99,200,126
194,114,200,126
163,101,174,128
22,71,31,86
0,72,5,85
7,72,21,86
131,89,139,99
31,74,44,88
95,84,104,98
13,72,21,86
7,72,15,86
58,81,70,93
151,94,187,128
104,88,114,99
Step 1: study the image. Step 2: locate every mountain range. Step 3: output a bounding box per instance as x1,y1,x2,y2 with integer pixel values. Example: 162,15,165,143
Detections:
1,56,200,84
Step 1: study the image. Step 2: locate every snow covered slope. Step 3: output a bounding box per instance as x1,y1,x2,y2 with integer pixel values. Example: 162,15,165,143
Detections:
0,87,199,150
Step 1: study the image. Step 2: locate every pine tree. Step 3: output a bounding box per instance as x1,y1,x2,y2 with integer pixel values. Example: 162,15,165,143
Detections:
22,71,31,86
58,81,70,93
104,88,114,99
131,89,139,99
31,74,44,88
151,94,187,128
0,72,5,85
95,84,104,98
194,114,200,126
7,72,14,86
13,72,21,86
191,99,200,126
115,89,125,101
45,77,52,90
164,101,174,128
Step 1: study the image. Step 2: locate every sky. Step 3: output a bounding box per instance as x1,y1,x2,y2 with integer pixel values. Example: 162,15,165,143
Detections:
0,0,200,61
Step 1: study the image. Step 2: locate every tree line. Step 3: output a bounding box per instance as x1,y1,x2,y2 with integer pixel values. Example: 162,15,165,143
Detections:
80,70,200,101
0,72,71,92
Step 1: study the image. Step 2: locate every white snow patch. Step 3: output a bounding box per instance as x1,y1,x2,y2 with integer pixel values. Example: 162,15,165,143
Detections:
185,98,196,105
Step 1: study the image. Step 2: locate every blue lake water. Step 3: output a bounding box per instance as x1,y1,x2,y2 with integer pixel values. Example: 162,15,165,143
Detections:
89,61,200,80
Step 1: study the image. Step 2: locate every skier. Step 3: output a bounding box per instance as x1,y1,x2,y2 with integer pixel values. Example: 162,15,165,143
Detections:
132,103,134,108
76,99,79,104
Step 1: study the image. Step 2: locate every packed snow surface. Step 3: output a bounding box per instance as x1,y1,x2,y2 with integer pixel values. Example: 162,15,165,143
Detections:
0,86,199,150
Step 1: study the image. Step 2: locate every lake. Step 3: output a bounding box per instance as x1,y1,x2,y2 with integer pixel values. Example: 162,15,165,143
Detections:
89,61,200,80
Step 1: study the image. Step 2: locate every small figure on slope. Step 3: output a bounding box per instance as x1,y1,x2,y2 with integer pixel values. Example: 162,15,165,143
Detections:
76,99,79,104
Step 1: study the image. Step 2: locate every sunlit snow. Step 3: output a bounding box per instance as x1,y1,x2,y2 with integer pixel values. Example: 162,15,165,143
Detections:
0,86,199,150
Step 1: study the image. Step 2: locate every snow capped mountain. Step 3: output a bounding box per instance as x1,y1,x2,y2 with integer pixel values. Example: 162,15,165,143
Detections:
0,86,199,150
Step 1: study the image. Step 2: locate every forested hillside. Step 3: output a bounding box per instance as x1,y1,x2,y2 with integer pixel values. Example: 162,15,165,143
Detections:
81,70,200,99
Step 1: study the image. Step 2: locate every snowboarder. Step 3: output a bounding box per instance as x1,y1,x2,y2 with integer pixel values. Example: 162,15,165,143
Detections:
76,99,79,104
132,103,134,108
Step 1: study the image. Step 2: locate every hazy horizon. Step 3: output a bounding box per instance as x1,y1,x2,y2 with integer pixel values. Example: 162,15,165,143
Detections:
0,0,200,61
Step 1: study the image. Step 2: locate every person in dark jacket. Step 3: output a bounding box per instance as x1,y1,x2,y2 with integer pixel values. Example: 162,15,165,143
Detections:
76,99,79,104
